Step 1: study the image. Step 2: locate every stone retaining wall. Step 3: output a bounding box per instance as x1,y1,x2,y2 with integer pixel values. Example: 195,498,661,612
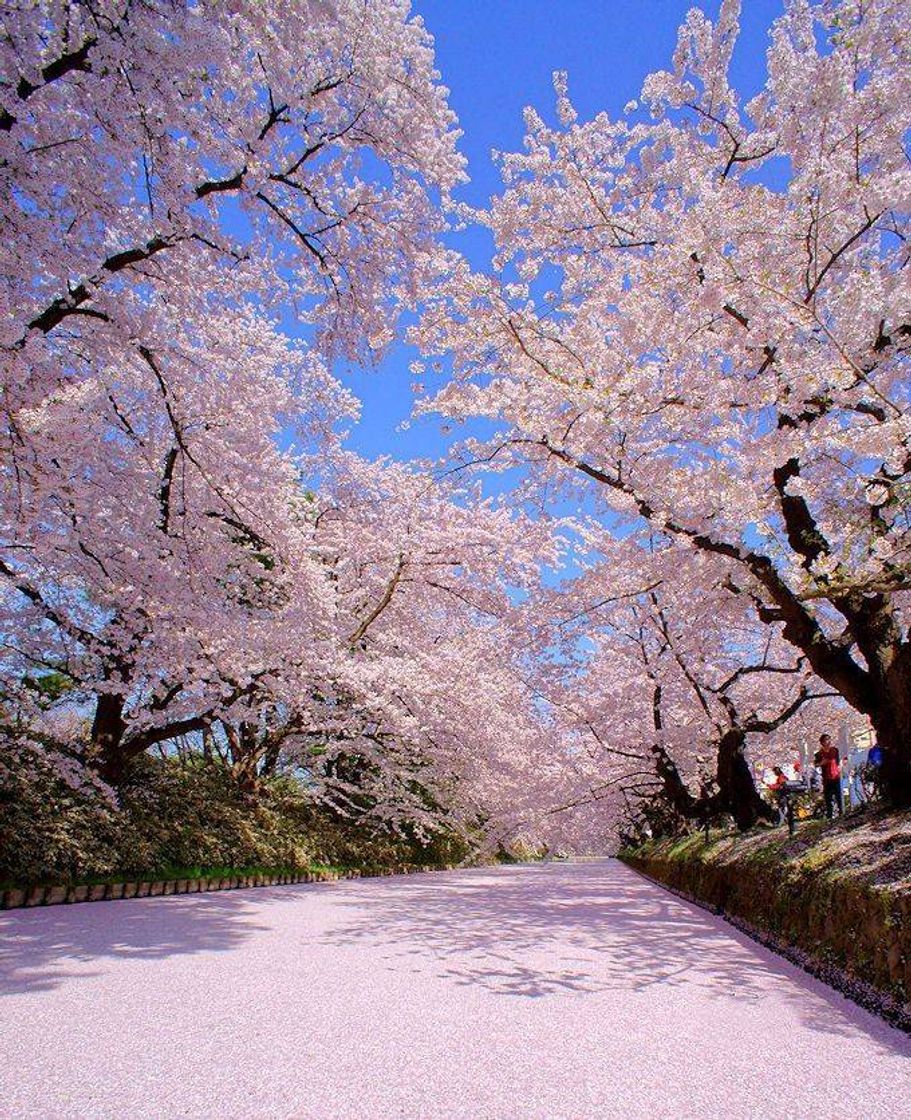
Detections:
620,844,911,1013
1,863,456,910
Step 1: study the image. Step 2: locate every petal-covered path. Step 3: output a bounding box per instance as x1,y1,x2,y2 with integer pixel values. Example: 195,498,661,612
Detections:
1,860,908,1119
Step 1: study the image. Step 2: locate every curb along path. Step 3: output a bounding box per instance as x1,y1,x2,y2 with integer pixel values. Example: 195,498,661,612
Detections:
0,862,457,911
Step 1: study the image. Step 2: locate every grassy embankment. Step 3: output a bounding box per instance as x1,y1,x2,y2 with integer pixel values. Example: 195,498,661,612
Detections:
0,749,483,893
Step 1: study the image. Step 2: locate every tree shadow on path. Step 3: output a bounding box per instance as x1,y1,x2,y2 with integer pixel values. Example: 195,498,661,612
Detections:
320,860,911,1058
3,861,909,1064
0,891,270,996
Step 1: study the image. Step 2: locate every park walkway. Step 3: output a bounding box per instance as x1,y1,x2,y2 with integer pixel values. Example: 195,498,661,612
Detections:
1,859,908,1118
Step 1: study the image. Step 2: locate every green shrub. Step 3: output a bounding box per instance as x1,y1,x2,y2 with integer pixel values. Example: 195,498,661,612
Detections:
0,746,475,885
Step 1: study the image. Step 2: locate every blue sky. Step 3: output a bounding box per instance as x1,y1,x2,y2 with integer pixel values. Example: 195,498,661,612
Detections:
336,0,785,467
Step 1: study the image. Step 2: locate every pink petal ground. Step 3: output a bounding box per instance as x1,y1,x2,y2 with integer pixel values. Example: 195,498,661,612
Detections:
0,860,907,1118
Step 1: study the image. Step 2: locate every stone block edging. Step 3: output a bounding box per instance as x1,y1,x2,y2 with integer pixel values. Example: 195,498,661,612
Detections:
1,863,457,912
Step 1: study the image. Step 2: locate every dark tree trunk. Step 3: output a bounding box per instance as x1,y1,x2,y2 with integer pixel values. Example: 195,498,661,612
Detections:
90,694,210,786
91,693,128,784
870,699,911,807
260,737,281,778
227,722,263,795
715,728,776,831
845,601,911,806
650,742,703,821
648,681,707,826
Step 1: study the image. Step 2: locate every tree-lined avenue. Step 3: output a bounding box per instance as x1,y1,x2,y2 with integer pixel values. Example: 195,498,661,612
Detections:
1,861,907,1119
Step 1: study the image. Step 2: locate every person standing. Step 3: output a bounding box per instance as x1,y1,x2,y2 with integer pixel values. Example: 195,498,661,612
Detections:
814,734,843,820
864,742,884,800
766,766,788,825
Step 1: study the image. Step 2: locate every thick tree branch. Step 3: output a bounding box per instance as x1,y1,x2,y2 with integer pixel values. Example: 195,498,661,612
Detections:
0,36,97,132
348,554,408,647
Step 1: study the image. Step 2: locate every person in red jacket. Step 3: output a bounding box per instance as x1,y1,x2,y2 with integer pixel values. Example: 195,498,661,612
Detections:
767,766,789,825
814,734,843,819
769,766,788,793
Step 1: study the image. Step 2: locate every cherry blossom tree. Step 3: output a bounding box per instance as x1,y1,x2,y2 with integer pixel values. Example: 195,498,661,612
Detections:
208,451,561,832
0,0,464,780
418,0,911,802
516,534,845,833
